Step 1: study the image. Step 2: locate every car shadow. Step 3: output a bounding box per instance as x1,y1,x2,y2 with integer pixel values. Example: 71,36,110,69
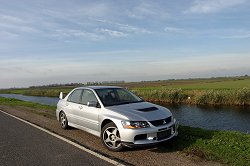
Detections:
151,126,216,156
66,126,78,130
122,126,216,155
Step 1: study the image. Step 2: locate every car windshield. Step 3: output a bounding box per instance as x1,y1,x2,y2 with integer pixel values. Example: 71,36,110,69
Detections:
95,88,143,107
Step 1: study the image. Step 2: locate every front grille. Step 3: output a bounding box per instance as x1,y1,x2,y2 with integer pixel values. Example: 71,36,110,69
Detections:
157,129,172,140
150,116,172,127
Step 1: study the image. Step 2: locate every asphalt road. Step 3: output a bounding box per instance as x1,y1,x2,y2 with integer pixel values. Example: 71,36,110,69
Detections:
0,111,113,166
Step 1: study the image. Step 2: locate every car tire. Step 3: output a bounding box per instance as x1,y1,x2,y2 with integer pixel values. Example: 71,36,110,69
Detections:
101,122,123,151
59,111,68,129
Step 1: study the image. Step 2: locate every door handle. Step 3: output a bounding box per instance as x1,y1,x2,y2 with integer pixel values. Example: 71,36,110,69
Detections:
79,106,83,109
65,103,69,106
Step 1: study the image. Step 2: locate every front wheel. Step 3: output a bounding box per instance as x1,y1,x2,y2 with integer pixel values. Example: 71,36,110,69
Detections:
101,122,123,151
59,111,68,129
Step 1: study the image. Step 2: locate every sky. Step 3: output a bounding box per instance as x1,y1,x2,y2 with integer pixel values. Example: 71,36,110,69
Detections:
0,0,250,88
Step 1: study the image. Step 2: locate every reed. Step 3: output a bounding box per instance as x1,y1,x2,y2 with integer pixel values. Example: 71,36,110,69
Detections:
133,88,250,106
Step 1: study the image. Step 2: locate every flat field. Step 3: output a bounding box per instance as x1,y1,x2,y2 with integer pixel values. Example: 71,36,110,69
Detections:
123,77,250,90
1,76,250,105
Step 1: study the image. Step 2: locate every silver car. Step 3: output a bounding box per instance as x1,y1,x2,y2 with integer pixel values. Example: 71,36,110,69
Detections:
56,86,178,151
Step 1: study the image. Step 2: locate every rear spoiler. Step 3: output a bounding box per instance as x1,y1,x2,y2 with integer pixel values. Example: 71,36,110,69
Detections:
59,92,63,99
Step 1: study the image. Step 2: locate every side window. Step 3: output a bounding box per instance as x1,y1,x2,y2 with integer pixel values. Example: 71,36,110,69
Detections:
67,89,82,103
81,89,98,105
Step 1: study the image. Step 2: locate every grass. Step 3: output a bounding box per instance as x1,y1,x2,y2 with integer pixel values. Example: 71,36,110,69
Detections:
0,97,56,118
0,76,250,106
0,97,249,165
162,126,250,166
0,87,72,97
171,79,250,90
122,76,250,90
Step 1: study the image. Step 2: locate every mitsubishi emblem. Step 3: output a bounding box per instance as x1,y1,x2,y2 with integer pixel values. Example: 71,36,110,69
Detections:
163,120,166,124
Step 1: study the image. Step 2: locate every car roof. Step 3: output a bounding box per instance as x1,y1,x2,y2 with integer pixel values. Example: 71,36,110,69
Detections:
76,86,123,90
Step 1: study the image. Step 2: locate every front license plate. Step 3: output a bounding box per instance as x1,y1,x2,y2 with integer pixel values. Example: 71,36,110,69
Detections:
157,129,172,140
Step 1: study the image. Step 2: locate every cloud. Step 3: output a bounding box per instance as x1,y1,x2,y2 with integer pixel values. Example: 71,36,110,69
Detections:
118,24,152,34
164,27,186,33
213,29,250,39
73,2,111,18
186,0,247,14
97,28,128,37
0,1,155,44
0,14,26,23
222,34,250,39
0,13,40,36
92,18,152,34
50,29,103,41
125,2,168,20
0,31,18,39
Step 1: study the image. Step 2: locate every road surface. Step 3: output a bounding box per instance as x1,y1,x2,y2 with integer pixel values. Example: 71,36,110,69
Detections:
0,111,114,166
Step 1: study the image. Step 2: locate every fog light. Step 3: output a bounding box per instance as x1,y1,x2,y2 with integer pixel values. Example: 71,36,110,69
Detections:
147,137,156,141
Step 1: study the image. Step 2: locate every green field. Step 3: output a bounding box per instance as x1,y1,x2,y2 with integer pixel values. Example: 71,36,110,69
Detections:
113,76,249,90
0,97,249,166
1,76,250,106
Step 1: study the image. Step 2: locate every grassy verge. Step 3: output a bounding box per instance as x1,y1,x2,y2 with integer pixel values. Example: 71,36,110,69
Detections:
0,88,71,97
0,97,56,118
163,126,250,166
0,97,249,165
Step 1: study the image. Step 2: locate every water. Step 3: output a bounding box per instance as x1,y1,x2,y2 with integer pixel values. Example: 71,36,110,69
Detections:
0,94,59,106
0,94,249,133
164,104,250,133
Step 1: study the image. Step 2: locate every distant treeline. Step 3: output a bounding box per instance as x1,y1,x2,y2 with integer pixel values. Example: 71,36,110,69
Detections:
29,83,84,88
29,80,125,88
86,80,125,85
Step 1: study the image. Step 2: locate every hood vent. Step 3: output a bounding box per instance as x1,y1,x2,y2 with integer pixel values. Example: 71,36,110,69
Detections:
137,107,158,112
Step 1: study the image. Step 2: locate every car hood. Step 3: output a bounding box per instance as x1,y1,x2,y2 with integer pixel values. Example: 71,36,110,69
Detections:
106,102,172,121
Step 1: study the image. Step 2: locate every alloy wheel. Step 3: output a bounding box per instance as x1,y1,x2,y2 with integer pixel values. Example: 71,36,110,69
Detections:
103,127,121,149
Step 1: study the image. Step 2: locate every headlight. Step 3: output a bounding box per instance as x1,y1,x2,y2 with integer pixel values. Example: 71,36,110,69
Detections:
121,121,150,129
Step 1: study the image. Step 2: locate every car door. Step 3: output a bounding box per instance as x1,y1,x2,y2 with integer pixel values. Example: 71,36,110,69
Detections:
65,89,84,126
77,89,100,132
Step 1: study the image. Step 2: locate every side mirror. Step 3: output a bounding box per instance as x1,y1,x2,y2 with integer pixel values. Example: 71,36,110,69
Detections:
59,92,63,99
139,96,144,101
87,101,98,107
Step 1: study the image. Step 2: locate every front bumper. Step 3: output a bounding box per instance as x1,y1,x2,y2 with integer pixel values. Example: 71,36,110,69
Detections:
119,119,179,147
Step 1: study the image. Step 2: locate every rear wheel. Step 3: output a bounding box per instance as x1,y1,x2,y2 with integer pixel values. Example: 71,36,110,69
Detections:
59,111,68,129
101,122,123,151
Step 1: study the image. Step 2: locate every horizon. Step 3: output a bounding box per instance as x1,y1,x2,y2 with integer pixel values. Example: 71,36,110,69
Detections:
2,75,249,89
1,0,250,89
